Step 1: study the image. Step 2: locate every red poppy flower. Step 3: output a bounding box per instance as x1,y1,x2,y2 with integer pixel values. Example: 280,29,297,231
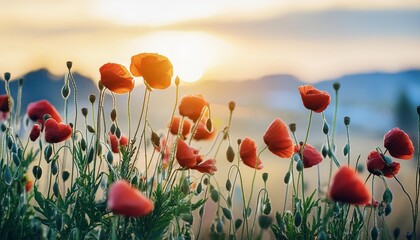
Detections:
329,166,370,205
27,100,62,126
240,137,263,170
176,138,203,168
107,180,154,217
192,159,217,175
130,53,173,90
384,128,414,160
366,151,400,178
25,180,33,192
108,133,128,153
294,143,323,168
44,118,72,143
179,95,208,122
263,118,294,158
193,120,215,141
298,85,330,113
100,63,134,94
169,116,191,138
30,124,41,141
0,94,10,112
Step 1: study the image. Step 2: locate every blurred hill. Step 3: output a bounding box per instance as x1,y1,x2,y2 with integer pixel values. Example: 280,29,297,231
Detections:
1,68,419,137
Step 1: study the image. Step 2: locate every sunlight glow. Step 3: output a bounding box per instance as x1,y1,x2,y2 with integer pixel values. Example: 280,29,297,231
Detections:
128,31,231,83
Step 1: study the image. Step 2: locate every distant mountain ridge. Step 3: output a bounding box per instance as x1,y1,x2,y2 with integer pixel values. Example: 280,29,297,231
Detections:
1,68,419,133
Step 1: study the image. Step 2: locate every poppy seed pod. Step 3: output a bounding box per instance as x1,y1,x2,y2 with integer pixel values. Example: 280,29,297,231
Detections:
66,61,73,70
4,72,11,81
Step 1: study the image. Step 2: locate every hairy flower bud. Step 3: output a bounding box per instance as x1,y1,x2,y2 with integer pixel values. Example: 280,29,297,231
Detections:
4,72,11,81
228,101,236,112
66,61,73,70
89,94,96,104
333,82,340,91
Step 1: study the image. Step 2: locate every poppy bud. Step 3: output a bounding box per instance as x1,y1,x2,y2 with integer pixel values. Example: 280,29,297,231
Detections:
62,171,70,182
12,153,20,167
235,219,243,230
206,119,212,131
393,228,400,239
151,131,160,149
284,171,291,184
3,165,14,186
371,226,379,240
89,94,96,104
323,121,329,134
61,85,70,99
225,179,232,191
51,160,58,175
66,61,73,70
44,145,53,163
115,127,121,139
289,123,296,133
33,166,42,179
264,201,271,215
211,189,219,202
19,78,24,86
87,125,95,133
237,139,242,146
106,150,114,164
203,177,209,185
344,116,351,126
98,81,104,91
4,72,11,81
81,108,88,117
226,145,235,162
383,188,393,204
110,109,117,122
322,145,328,158
80,138,86,151
343,143,349,156
227,196,232,207
216,219,223,233
53,182,60,197
228,101,236,112
385,203,392,216
222,207,232,220
333,82,340,91
196,182,202,194
1,123,6,132
258,215,272,229
175,76,180,85
294,211,302,227
87,147,94,164
296,160,303,172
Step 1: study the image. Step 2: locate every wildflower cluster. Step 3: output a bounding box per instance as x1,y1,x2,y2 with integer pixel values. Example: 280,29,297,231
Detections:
0,53,419,240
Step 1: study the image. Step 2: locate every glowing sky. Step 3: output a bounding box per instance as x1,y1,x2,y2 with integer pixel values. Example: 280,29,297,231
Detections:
1,0,420,83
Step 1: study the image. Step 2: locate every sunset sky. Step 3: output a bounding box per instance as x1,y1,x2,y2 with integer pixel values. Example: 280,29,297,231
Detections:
1,0,420,83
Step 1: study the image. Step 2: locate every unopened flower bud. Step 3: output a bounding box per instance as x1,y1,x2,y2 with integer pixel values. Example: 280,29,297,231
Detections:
89,94,96,104
226,145,235,162
206,119,212,131
62,171,70,182
371,226,378,240
66,61,73,70
76,109,86,118
98,81,104,91
323,121,329,134
344,116,351,126
61,85,70,99
284,171,291,184
296,160,303,172
110,109,117,122
258,215,272,229
228,101,236,112
289,123,296,133
175,76,180,85
333,82,340,91
151,131,160,149
237,139,242,146
19,78,24,86
4,72,11,81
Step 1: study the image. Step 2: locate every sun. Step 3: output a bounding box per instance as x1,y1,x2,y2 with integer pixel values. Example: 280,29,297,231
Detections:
128,31,229,83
